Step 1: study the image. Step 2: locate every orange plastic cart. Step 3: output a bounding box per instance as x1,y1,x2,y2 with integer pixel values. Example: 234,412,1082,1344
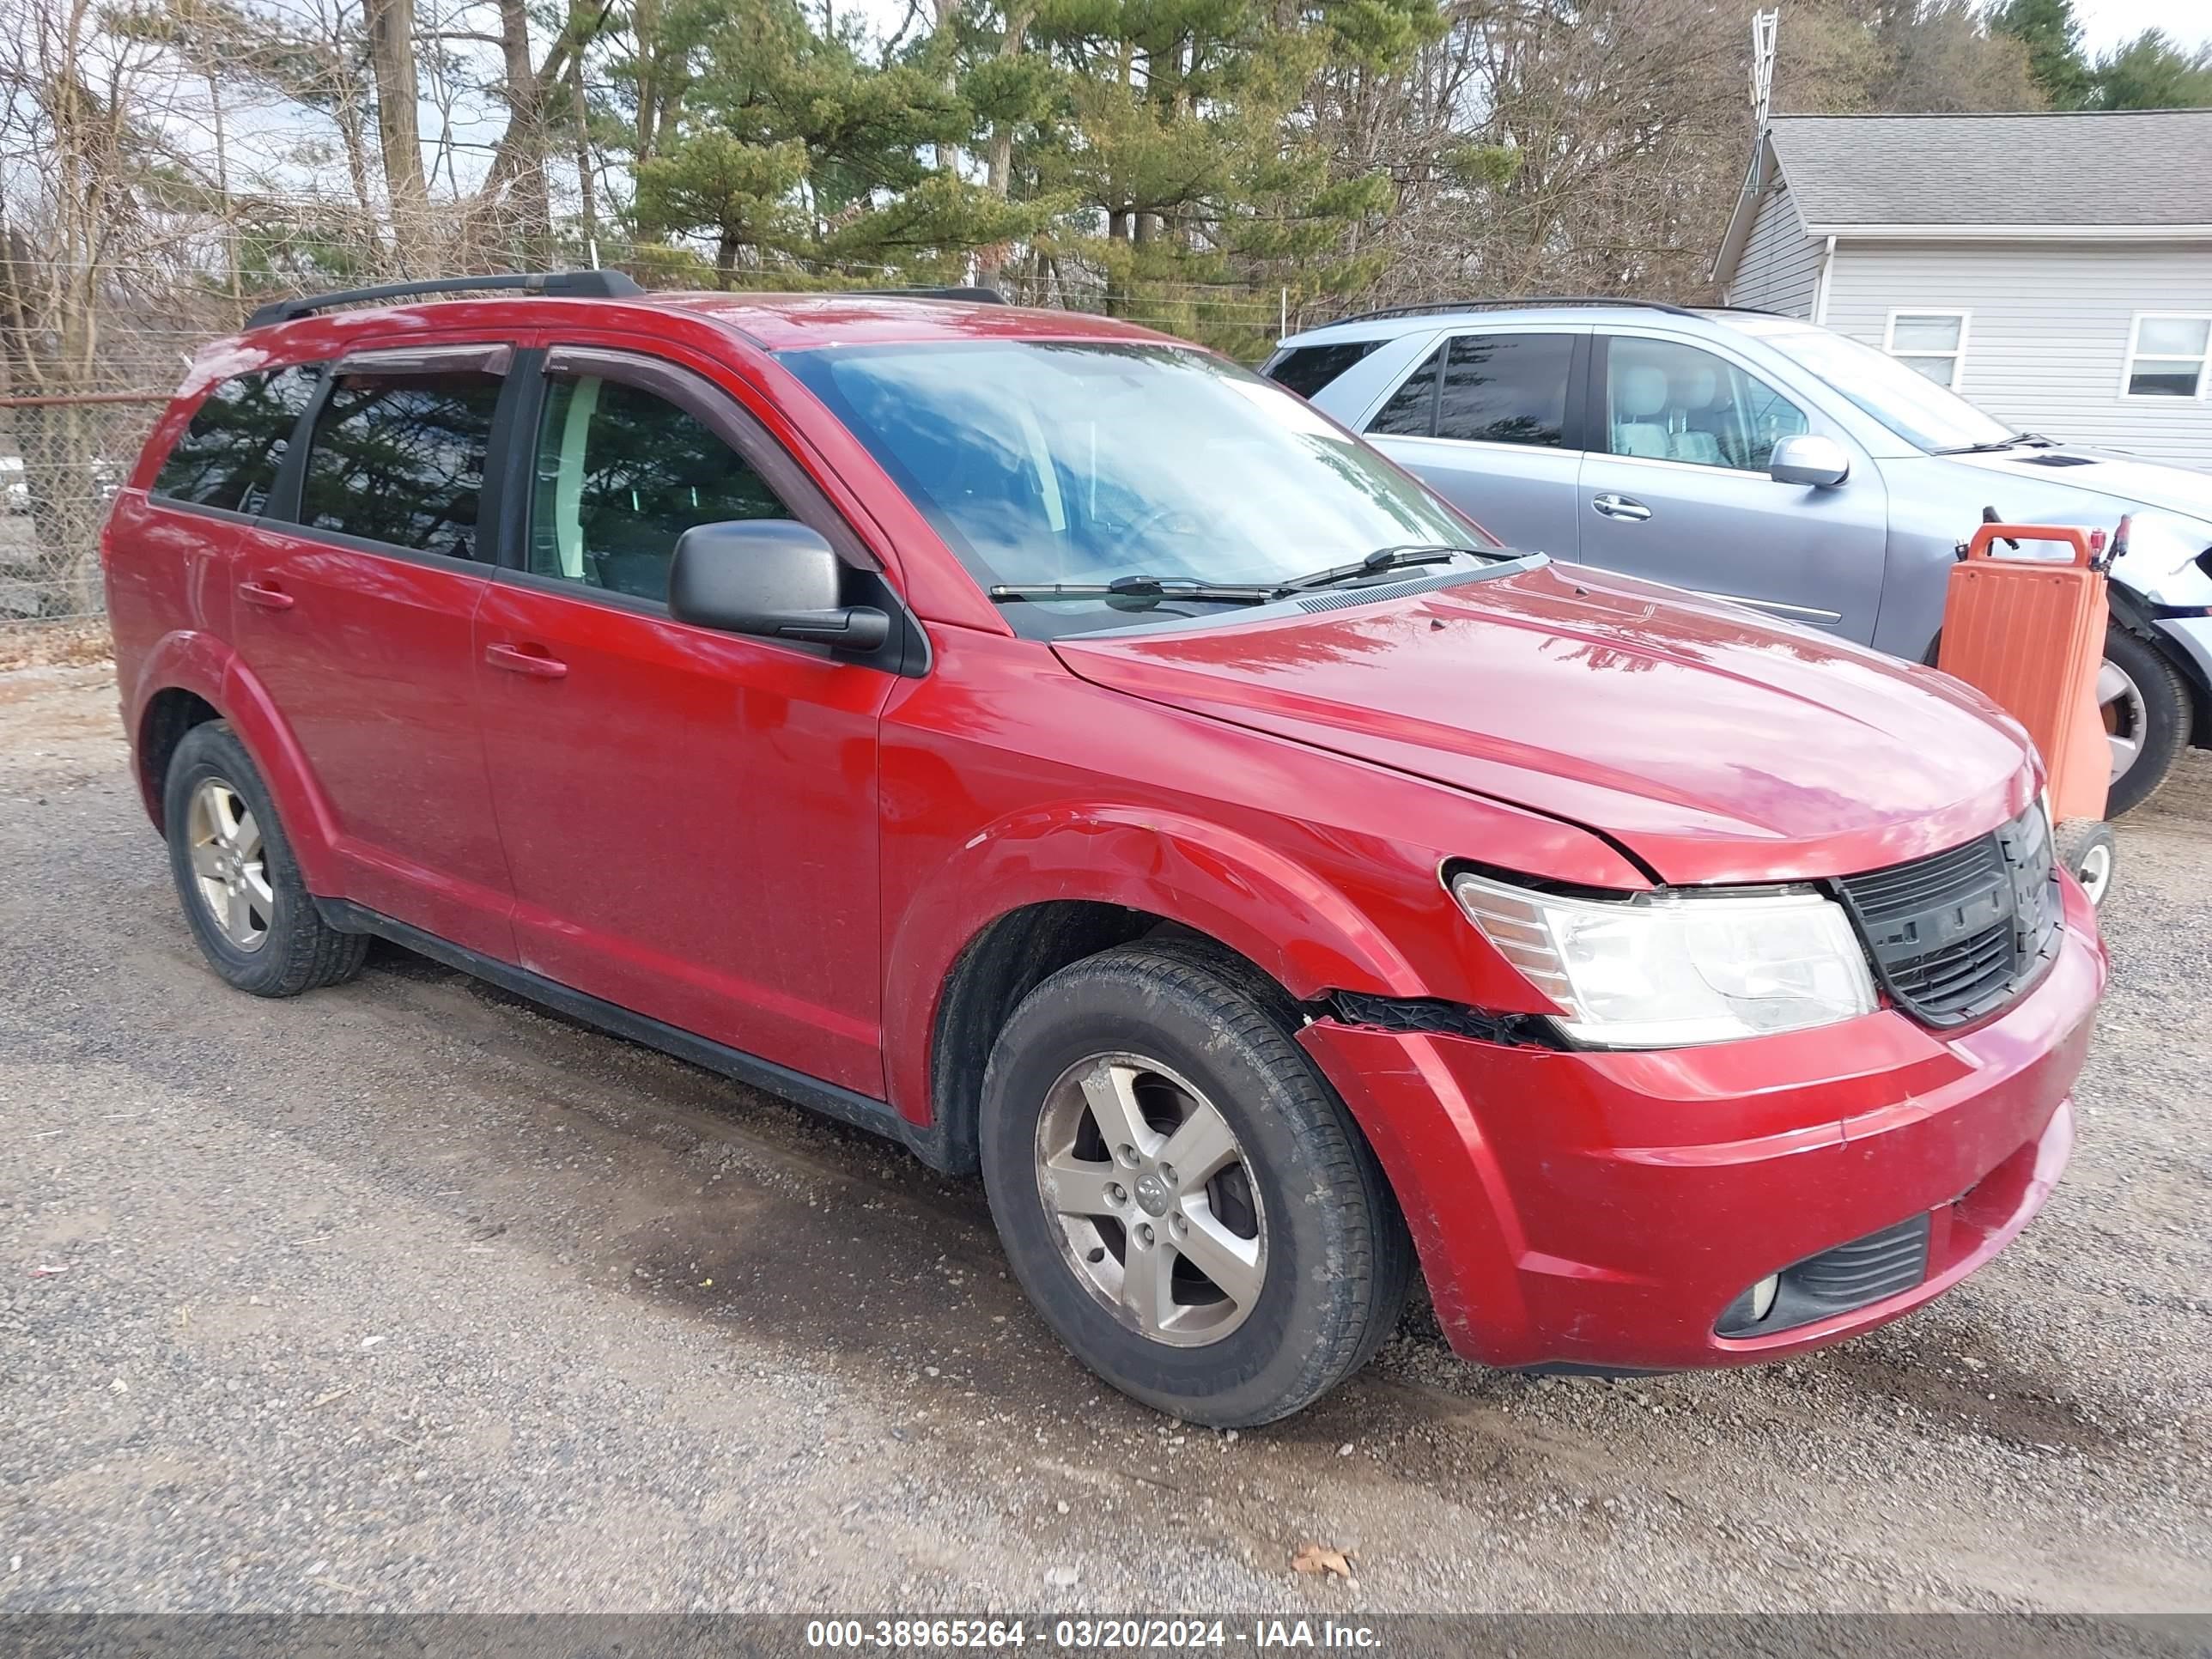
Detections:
1936,520,2118,903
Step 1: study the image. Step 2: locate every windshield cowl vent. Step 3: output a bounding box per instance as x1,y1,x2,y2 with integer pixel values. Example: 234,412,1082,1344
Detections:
1292,567,1509,614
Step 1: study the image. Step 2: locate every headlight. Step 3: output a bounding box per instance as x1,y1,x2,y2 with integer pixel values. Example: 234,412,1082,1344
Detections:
1449,871,1877,1048
2111,509,2212,607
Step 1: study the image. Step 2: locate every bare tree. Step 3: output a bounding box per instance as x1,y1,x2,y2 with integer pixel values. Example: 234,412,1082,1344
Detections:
0,0,218,613
364,0,429,264
494,0,551,264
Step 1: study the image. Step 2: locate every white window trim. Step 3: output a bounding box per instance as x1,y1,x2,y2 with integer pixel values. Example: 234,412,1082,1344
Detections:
2119,311,2212,402
1882,308,1970,392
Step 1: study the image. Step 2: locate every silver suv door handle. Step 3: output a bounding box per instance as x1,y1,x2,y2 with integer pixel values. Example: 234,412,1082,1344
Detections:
1592,493,1652,522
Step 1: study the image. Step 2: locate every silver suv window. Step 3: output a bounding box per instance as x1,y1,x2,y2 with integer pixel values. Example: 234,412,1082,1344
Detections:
1364,332,1576,447
1602,337,1808,472
1265,338,1382,400
1366,345,1443,437
1756,325,2012,453
1436,335,1575,447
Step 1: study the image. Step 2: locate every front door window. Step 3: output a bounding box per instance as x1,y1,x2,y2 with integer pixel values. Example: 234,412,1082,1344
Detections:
529,374,795,605
1602,338,1808,472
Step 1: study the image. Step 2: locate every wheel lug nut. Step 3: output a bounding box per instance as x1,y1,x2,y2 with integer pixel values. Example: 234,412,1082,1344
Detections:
1115,1145,1139,1167
1158,1163,1177,1186
1170,1214,1187,1237
1107,1183,1127,1206
1136,1224,1154,1247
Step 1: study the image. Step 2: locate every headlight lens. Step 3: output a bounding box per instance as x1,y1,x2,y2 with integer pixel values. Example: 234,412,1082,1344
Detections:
2112,509,2212,607
1449,872,1877,1048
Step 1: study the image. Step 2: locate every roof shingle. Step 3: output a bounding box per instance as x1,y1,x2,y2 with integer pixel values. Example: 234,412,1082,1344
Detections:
1768,110,2212,228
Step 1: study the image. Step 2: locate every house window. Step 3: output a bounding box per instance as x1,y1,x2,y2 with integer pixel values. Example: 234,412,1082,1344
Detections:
2122,314,2211,399
1884,312,1968,390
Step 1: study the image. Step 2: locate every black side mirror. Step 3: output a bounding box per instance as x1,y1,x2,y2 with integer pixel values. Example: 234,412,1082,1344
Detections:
668,520,890,653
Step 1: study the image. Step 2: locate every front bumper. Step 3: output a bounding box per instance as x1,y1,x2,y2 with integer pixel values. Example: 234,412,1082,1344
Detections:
1299,877,2106,1371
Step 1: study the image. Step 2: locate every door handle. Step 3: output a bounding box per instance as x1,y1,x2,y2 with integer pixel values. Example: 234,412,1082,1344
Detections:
237,580,295,611
484,641,568,680
1592,493,1652,522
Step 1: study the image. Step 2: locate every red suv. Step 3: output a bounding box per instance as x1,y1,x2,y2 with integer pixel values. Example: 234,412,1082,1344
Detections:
104,272,2106,1425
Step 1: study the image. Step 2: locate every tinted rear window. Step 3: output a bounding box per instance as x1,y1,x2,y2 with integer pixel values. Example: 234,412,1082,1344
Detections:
298,370,503,558
151,366,319,513
1436,333,1573,447
1264,339,1382,400
1364,346,1442,437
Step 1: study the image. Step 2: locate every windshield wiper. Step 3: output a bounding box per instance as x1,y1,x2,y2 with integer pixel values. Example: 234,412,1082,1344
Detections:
1277,544,1491,593
1936,432,2039,455
988,574,1279,608
988,545,1506,610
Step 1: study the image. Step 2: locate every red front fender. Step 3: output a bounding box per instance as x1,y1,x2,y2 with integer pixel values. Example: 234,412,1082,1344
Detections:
878,801,1428,1130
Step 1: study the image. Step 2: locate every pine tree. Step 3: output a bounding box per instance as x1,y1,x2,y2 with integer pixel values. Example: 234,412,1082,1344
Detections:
1990,0,2091,109
627,0,1038,286
2089,30,2212,110
969,0,1437,354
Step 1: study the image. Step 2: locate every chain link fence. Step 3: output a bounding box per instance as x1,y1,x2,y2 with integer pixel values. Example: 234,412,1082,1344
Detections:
1,246,270,628
0,392,169,624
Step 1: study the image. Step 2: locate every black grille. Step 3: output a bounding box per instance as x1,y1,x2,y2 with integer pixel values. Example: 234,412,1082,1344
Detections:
1717,1212,1933,1336
1789,1215,1930,1303
1838,834,2004,920
1833,807,2062,1029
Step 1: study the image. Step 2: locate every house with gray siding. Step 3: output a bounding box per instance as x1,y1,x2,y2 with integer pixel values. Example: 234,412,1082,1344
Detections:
1711,110,2212,467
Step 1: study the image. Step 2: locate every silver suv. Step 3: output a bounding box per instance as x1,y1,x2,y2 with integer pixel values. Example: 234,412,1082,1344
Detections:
1267,299,2212,816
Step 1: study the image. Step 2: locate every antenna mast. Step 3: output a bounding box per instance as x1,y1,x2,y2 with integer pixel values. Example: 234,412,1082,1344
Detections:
1750,9,1779,132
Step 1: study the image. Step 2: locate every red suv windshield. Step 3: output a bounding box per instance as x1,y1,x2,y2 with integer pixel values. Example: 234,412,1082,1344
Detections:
781,340,1489,637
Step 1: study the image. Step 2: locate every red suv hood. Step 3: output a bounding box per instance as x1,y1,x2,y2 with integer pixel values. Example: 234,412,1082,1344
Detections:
1053,562,2034,886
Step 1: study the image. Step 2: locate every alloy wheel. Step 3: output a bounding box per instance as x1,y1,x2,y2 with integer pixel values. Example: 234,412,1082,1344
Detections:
1033,1053,1267,1347
185,775,273,952
2099,656,2148,786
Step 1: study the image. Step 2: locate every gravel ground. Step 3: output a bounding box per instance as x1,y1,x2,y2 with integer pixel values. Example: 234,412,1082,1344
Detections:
3,659,2208,1618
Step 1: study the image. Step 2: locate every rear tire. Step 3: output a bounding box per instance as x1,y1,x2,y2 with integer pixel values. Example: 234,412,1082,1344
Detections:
979,939,1413,1425
2100,626,2190,819
163,721,368,997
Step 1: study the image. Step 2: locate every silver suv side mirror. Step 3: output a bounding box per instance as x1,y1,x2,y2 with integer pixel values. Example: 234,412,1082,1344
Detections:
1769,434,1851,489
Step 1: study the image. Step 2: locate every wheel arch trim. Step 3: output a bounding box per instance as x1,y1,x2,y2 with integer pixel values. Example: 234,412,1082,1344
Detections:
883,805,1429,1137
128,630,344,890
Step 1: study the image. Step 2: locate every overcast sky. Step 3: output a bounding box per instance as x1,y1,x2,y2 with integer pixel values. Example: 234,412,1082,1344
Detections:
2074,0,2212,54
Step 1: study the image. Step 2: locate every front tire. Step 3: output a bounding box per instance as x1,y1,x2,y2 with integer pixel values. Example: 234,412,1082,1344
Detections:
2100,625,2190,818
163,721,368,997
979,940,1412,1425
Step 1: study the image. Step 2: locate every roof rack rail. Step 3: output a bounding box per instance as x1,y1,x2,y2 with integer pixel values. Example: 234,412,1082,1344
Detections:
245,269,645,331
1321,295,1705,330
855,285,1008,304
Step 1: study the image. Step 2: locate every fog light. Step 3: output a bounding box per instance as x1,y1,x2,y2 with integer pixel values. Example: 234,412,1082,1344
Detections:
1716,1270,1788,1336
1749,1273,1779,1322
